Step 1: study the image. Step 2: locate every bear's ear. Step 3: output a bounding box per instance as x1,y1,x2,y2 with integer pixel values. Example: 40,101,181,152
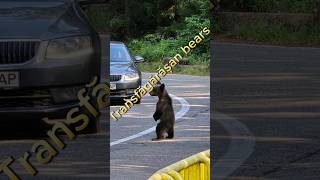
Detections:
160,83,165,92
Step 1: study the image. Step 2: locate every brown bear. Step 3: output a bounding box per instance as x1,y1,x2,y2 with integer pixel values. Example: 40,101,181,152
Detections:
149,83,175,140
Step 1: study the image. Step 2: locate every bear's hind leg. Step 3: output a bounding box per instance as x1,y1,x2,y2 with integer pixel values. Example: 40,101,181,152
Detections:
153,122,166,141
167,128,174,139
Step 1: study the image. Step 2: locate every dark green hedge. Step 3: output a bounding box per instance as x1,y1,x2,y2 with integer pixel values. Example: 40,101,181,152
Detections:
221,0,318,13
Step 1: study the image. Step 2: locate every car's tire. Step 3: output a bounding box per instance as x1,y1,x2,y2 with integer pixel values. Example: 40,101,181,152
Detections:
79,116,101,134
80,94,102,134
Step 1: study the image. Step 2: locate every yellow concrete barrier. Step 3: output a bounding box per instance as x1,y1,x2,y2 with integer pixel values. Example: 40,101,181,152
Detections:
148,150,210,180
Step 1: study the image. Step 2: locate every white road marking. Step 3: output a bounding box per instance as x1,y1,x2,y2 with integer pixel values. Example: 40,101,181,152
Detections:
110,94,190,146
213,112,255,179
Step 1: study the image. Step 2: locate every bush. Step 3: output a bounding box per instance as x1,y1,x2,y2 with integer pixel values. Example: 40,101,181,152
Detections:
128,36,209,66
87,0,211,69
178,15,210,54
216,12,320,46
221,0,317,13
128,14,210,66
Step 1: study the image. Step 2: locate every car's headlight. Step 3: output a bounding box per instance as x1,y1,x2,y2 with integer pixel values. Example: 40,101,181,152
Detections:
123,72,139,81
46,36,93,59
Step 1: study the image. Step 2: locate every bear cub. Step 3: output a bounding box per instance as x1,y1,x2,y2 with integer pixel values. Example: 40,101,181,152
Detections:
149,83,175,140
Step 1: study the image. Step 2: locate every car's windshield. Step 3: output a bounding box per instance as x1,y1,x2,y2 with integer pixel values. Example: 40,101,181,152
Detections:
110,44,132,62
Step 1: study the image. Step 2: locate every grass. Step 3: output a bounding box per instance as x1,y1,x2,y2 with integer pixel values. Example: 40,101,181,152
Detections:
216,29,320,47
216,13,320,47
235,24,319,46
137,62,210,76
222,0,317,13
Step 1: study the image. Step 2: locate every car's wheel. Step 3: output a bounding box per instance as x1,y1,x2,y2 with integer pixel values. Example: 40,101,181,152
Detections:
79,94,102,134
80,116,101,134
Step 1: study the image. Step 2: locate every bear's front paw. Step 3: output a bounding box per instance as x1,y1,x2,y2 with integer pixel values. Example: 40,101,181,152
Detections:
153,111,161,121
153,114,159,121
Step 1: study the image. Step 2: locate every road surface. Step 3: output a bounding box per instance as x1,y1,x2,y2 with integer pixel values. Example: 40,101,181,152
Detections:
213,42,320,179
110,73,210,180
0,111,109,180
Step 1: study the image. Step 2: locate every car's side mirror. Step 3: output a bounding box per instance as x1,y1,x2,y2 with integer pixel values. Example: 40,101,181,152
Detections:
134,55,144,63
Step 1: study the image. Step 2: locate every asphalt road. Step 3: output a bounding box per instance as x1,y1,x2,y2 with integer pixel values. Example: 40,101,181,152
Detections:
213,42,320,179
0,110,109,180
110,73,210,180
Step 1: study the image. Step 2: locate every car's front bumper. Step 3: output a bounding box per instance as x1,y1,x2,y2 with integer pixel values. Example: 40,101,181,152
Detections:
0,37,101,121
0,102,77,121
0,39,100,87
110,88,135,101
110,77,141,101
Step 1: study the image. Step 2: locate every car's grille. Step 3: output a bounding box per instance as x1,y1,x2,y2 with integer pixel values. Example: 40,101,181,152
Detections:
110,75,122,82
0,89,54,108
110,89,126,95
0,41,40,64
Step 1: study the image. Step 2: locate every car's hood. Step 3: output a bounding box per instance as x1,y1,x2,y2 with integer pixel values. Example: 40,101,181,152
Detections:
110,62,136,75
0,1,89,40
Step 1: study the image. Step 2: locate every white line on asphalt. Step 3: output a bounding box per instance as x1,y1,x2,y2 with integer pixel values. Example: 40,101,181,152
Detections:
110,94,190,146
213,112,255,179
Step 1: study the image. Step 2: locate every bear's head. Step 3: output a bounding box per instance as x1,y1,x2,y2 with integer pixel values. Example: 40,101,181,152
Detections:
149,83,166,97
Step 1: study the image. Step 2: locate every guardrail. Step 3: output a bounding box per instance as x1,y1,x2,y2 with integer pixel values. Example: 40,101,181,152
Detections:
148,149,210,180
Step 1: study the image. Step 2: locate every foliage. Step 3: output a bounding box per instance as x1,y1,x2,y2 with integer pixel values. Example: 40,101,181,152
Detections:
216,14,320,46
88,0,212,39
178,15,210,54
88,0,177,40
221,0,318,13
88,0,211,75
128,37,210,66
137,62,210,76
128,14,210,66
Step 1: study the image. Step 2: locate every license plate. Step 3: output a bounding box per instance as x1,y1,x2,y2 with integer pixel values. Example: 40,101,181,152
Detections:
110,83,116,90
0,71,19,89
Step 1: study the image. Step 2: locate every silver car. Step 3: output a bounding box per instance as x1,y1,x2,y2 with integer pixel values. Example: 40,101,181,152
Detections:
110,41,143,104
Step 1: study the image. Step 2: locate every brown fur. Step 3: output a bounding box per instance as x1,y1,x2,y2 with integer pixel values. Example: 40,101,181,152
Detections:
149,83,175,140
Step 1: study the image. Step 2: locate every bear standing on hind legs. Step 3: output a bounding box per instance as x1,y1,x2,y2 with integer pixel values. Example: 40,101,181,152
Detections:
149,83,175,140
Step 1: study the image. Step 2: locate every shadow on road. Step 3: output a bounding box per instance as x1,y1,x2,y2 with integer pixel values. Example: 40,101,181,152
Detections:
213,42,320,178
0,118,51,140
